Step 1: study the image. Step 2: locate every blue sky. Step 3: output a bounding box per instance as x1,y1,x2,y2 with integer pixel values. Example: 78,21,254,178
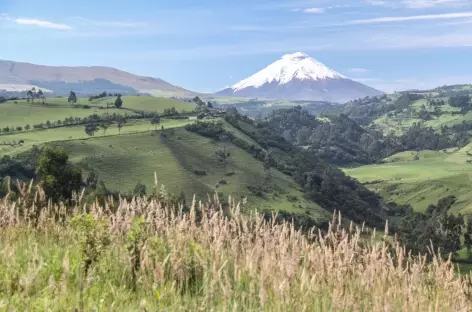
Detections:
1,0,472,93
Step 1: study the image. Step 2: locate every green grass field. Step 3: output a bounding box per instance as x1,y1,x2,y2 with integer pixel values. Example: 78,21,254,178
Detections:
343,147,472,214
0,95,328,220
46,127,326,218
0,101,119,128
0,119,194,156
0,96,196,128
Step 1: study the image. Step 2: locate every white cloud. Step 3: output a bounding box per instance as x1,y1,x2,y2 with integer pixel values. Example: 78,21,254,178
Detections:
304,8,325,13
14,18,72,30
348,12,472,24
348,68,371,73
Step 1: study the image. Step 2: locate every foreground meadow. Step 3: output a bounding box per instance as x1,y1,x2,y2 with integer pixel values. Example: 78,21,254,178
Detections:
0,181,471,311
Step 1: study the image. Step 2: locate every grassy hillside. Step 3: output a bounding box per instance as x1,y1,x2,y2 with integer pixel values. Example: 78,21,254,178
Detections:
336,85,472,135
0,119,193,156
0,96,196,128
81,95,196,113
51,127,327,218
343,146,472,215
0,95,333,224
1,194,470,311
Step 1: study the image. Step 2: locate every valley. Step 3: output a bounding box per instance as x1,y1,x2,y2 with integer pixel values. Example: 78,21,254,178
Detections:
0,52,471,311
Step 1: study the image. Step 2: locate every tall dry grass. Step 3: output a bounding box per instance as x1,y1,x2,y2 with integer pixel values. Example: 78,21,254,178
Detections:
0,177,471,311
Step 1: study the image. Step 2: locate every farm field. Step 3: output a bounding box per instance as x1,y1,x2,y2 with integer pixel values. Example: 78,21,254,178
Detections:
343,146,472,215
0,119,194,156
0,96,196,128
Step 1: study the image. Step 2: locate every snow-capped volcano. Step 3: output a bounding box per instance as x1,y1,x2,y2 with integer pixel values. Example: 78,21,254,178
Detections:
216,52,383,103
233,52,346,90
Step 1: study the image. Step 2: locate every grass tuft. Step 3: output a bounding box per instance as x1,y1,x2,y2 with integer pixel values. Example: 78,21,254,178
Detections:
0,182,471,311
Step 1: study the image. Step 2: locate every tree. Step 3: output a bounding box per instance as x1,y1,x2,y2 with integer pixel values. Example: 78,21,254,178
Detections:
100,123,109,136
114,95,123,108
207,101,213,108
27,90,34,102
37,89,45,103
68,91,78,104
465,216,472,259
86,171,99,190
449,95,470,109
133,181,147,197
193,96,205,106
85,124,99,137
163,107,178,116
36,146,83,202
215,133,231,173
399,196,466,257
25,124,31,131
151,115,160,130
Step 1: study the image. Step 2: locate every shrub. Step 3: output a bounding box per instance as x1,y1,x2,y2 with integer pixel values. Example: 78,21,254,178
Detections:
193,169,207,176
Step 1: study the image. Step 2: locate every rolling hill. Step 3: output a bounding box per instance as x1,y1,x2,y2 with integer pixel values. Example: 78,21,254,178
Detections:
343,146,472,215
0,59,195,96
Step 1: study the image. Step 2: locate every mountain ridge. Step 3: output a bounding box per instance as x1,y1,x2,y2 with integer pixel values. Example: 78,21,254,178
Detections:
0,59,195,96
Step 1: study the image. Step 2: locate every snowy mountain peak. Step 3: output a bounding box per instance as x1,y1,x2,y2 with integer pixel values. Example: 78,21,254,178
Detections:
232,52,346,91
281,52,309,60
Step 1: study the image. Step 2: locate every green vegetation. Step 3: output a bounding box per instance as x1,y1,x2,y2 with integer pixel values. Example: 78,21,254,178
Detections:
0,187,471,311
0,95,196,129
51,127,326,217
0,119,193,156
343,146,472,215
36,146,83,202
336,86,472,135
3,85,472,309
0,93,329,223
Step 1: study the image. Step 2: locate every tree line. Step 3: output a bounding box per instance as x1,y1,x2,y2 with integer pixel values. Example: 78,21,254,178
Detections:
261,105,471,166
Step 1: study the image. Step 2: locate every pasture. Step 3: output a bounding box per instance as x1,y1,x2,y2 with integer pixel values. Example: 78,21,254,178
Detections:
50,127,327,217
0,96,196,128
0,119,194,156
343,147,472,214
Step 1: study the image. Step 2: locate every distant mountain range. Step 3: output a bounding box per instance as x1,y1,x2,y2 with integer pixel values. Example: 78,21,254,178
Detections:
0,54,384,103
216,52,384,103
0,59,194,97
